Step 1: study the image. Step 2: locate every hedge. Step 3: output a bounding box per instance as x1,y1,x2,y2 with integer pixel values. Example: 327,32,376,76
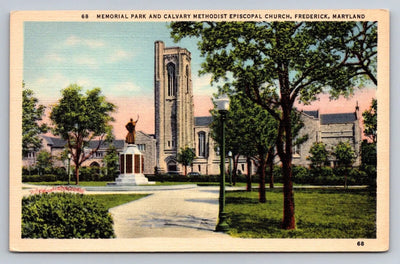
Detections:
22,192,115,238
22,174,57,182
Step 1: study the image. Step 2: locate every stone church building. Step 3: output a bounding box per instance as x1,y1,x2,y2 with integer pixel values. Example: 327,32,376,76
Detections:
23,41,362,175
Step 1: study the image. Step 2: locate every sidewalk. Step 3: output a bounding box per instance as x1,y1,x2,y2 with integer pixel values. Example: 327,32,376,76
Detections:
108,186,231,238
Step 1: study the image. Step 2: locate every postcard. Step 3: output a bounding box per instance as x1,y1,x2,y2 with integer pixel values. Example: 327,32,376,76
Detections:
9,9,389,252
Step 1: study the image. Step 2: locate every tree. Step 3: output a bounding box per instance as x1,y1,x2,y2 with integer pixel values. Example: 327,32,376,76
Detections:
307,142,329,168
176,146,196,176
362,98,377,143
361,140,377,167
50,84,115,185
103,144,119,180
171,21,377,229
333,141,356,188
22,84,48,156
210,93,278,202
35,150,53,175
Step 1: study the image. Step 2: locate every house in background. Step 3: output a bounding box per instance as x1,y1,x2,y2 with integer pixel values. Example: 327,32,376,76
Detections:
293,108,362,167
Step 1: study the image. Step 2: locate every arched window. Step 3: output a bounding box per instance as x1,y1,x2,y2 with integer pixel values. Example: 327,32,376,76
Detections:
167,63,176,97
198,131,206,157
90,162,100,167
186,65,189,93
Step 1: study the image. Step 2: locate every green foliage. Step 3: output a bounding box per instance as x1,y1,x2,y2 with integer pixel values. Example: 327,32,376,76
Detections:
35,150,53,174
22,86,48,156
225,189,376,238
361,140,377,166
362,98,377,143
292,166,310,182
176,146,196,176
22,174,57,182
211,93,278,157
50,84,116,184
22,192,115,238
333,141,356,167
307,142,329,168
103,145,119,180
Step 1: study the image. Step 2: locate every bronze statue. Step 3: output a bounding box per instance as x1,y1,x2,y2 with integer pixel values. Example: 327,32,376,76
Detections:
125,115,139,144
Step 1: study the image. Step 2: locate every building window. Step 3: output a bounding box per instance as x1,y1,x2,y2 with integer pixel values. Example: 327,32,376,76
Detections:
94,151,103,158
293,144,301,156
167,63,176,97
138,144,146,151
198,165,201,172
198,131,206,157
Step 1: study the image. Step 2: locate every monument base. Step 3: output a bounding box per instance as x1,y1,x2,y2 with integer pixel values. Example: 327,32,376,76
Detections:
111,173,154,186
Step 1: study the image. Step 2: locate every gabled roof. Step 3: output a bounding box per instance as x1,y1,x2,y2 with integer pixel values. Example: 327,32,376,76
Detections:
42,135,67,148
320,112,357,125
41,135,125,150
87,140,125,149
303,110,319,119
195,116,213,126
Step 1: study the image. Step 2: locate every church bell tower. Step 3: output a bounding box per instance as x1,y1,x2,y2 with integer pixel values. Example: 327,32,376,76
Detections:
154,41,194,173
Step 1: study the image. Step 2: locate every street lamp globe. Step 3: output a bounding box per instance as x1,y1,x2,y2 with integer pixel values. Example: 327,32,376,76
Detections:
215,94,230,112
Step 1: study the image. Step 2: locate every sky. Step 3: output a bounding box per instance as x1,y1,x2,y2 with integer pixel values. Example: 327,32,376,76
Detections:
23,21,376,139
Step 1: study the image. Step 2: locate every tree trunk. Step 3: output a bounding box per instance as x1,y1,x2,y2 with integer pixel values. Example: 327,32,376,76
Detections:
233,155,239,186
269,161,274,189
246,157,252,192
259,156,267,203
75,167,79,185
267,148,275,189
276,98,296,230
281,158,295,229
184,165,187,176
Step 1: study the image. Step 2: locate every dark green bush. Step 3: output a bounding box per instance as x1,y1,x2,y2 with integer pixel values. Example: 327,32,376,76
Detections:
349,168,368,185
72,167,113,182
22,174,57,182
22,192,115,238
292,166,310,184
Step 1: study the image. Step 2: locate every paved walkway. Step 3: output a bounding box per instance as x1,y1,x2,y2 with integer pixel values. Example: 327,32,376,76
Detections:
108,186,231,238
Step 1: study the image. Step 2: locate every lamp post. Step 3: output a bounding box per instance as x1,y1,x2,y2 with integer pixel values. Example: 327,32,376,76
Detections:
228,151,233,185
215,94,230,232
67,153,72,185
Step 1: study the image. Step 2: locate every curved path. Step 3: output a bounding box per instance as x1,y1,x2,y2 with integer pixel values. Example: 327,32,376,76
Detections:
108,186,231,238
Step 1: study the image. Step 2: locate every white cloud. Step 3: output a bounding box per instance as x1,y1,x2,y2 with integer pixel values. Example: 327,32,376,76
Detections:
109,82,142,95
72,56,98,68
28,73,71,100
65,35,105,49
108,49,134,63
42,52,66,63
192,73,216,96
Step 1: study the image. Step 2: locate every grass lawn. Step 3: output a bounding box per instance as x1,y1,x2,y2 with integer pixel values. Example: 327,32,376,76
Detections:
86,194,149,210
225,188,376,238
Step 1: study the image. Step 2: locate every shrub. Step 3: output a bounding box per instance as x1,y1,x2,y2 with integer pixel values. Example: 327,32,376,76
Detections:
349,168,368,185
292,166,310,184
22,192,115,238
362,165,377,190
22,174,57,182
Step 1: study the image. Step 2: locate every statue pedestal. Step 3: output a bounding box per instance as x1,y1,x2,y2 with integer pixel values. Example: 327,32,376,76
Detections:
114,144,151,186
